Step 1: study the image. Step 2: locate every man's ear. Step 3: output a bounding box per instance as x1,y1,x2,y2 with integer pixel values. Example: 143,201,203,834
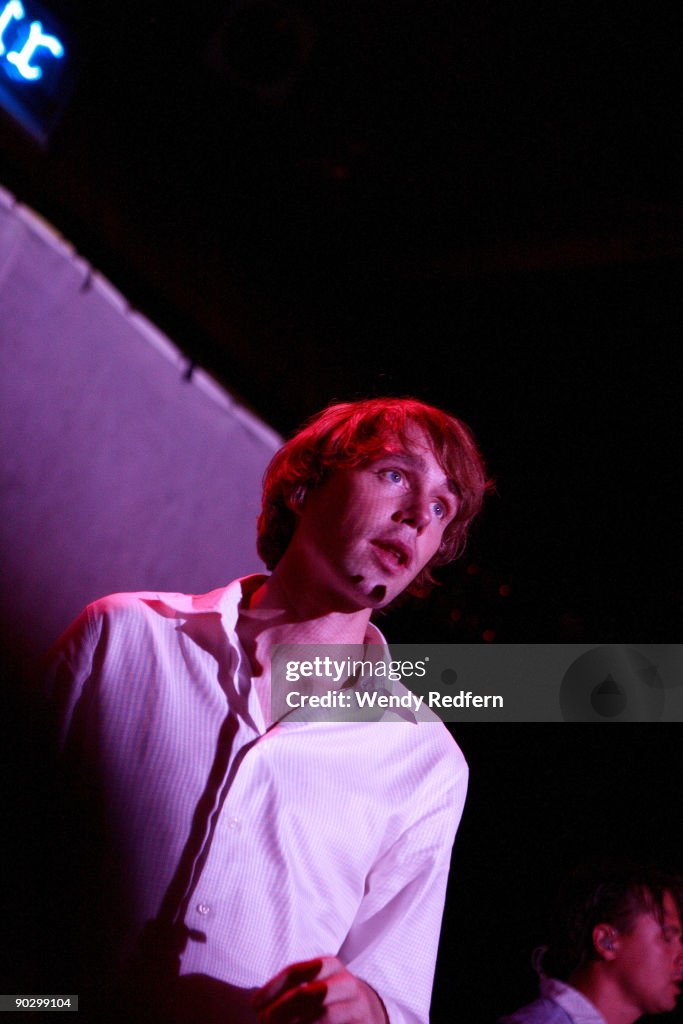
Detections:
285,485,307,514
593,924,618,961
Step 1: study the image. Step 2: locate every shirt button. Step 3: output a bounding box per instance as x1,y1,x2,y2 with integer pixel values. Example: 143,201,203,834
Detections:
196,903,211,916
227,817,241,831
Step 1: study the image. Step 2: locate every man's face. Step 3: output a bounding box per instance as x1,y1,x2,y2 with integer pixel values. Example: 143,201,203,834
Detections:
612,891,683,1018
289,429,458,610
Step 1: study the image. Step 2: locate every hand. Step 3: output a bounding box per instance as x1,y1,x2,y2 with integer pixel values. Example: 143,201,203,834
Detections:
252,956,389,1024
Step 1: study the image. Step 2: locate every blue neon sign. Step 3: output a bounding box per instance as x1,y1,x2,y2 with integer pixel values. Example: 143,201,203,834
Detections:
0,0,71,141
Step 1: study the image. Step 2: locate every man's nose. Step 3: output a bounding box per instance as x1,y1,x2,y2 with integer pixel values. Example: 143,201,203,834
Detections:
392,499,431,532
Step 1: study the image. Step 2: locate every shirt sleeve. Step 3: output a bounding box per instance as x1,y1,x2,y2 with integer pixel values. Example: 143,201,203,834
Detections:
339,736,468,1024
43,602,103,751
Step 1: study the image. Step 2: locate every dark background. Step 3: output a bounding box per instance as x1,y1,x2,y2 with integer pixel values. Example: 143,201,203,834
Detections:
437,725,682,1023
1,1,682,1021
1,0,681,640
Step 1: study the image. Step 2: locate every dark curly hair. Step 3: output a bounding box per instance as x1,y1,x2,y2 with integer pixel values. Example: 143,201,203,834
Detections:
257,397,490,592
542,862,683,980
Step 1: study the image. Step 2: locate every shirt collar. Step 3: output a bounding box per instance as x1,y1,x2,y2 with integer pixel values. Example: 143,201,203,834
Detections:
148,575,388,646
540,977,607,1024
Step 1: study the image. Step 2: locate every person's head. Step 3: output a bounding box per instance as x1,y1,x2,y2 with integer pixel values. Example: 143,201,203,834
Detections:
543,863,683,1018
257,397,489,603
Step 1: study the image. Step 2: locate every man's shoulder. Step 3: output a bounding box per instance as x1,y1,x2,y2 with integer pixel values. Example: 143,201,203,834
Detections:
86,585,229,618
380,715,468,801
87,589,179,615
498,996,573,1024
52,583,241,660
424,722,468,793
80,580,248,632
412,717,467,769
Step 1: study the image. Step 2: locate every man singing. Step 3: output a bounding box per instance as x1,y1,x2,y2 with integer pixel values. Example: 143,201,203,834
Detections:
46,397,488,1024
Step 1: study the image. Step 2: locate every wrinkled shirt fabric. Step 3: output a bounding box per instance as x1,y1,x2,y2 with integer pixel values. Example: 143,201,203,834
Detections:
46,576,468,1024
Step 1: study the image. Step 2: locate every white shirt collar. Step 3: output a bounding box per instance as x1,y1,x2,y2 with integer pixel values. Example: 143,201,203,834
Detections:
148,574,388,646
540,977,607,1024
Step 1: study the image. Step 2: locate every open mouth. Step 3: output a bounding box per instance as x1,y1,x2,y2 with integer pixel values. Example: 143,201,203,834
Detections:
371,539,412,571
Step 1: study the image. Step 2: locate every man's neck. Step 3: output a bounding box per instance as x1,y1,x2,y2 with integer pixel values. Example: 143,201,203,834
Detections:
568,969,640,1024
236,564,374,679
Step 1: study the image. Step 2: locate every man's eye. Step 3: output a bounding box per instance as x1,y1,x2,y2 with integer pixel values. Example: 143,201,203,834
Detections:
381,469,404,484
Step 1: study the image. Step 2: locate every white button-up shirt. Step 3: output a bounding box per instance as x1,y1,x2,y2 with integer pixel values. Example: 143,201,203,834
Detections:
47,577,468,1024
